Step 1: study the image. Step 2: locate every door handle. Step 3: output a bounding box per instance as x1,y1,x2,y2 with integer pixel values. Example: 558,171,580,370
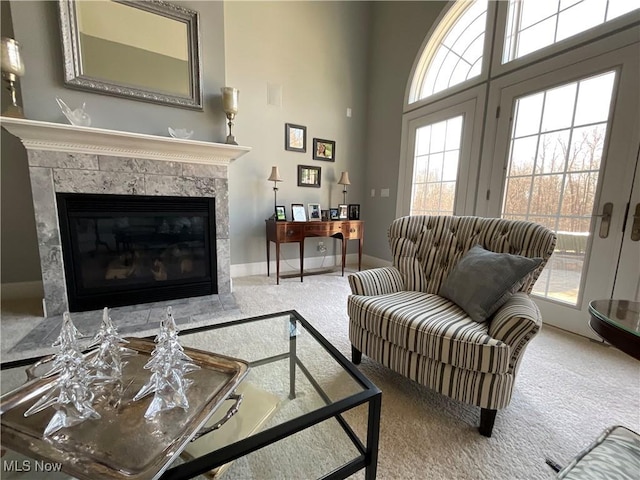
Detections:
631,203,640,241
593,202,613,238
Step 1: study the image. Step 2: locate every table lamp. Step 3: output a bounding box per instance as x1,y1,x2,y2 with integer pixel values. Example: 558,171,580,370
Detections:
268,166,283,217
338,171,351,204
1,37,25,118
221,87,239,145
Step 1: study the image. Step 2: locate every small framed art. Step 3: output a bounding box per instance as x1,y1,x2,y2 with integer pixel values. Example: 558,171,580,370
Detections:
275,205,286,221
330,208,339,220
298,165,321,188
285,123,306,152
321,209,329,221
312,138,335,161
308,203,321,221
338,204,348,219
291,203,306,221
348,204,360,220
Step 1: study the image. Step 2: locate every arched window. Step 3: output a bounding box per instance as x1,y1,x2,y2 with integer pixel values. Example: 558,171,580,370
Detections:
503,0,637,62
408,0,487,104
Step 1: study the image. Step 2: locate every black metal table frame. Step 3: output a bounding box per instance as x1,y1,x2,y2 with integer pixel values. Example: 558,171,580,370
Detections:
1,310,382,480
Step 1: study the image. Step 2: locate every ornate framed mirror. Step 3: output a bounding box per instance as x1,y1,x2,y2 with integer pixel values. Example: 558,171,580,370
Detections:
58,0,202,110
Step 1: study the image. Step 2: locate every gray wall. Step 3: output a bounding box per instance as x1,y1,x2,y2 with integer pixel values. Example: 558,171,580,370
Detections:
363,1,447,262
224,1,370,266
1,0,41,284
1,0,447,284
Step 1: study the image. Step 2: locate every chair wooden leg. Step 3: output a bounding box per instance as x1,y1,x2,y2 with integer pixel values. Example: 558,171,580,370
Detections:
351,345,362,364
479,408,497,437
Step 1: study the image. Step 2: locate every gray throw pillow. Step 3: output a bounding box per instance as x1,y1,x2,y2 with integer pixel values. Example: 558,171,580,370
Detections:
439,245,542,323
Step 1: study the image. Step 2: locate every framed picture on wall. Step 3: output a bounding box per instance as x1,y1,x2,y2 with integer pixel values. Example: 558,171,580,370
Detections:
312,138,335,161
338,204,348,219
297,165,321,187
275,205,287,221
291,203,306,221
348,204,360,220
285,123,307,152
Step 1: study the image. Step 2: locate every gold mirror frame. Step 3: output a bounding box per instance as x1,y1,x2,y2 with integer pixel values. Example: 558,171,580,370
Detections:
58,0,203,110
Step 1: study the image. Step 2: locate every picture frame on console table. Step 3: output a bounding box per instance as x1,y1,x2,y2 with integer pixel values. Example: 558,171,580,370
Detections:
307,203,321,221
348,204,360,220
275,205,286,221
321,209,329,221
291,203,306,221
329,208,339,220
338,204,348,220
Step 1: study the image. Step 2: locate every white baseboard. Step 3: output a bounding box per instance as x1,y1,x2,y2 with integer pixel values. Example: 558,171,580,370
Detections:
361,254,392,268
1,281,44,300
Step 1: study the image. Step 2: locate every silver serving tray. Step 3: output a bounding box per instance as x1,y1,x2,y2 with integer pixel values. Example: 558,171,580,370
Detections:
0,337,249,480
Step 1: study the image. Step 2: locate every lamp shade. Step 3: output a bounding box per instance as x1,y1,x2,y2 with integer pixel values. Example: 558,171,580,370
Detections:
268,166,282,182
338,171,351,186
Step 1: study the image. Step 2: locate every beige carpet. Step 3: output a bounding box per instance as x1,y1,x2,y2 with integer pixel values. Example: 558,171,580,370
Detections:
229,272,640,479
1,271,639,479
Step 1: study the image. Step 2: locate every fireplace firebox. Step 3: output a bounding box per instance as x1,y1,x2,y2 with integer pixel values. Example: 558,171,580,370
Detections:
57,193,217,312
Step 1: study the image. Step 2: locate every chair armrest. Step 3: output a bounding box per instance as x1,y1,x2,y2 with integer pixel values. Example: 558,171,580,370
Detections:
489,293,542,373
348,267,405,296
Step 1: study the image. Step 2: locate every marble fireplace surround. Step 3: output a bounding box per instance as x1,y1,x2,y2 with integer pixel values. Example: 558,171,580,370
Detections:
1,117,251,317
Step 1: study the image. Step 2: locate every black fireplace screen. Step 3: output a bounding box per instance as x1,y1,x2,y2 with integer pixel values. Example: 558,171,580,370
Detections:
57,193,216,312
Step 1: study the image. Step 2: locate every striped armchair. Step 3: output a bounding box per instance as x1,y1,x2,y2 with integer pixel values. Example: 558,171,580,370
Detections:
347,216,556,437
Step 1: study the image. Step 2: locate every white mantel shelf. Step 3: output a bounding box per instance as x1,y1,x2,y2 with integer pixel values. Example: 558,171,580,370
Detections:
0,116,252,165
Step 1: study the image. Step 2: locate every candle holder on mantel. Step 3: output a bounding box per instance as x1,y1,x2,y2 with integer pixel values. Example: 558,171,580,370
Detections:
221,87,239,145
1,37,25,118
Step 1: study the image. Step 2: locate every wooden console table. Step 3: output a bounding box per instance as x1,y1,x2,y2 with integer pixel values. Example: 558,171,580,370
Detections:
265,219,364,284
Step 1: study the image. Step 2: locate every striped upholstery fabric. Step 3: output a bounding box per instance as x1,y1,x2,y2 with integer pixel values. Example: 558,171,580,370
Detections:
489,293,542,373
348,292,510,373
348,266,404,296
388,216,556,294
347,215,556,412
349,323,515,409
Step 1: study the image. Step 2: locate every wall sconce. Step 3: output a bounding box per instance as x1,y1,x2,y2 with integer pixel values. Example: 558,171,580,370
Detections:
268,166,282,217
221,87,239,145
1,37,25,118
338,171,351,205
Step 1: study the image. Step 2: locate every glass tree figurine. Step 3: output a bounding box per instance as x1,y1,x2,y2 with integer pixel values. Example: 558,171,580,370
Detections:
133,307,200,419
24,312,101,436
86,307,136,404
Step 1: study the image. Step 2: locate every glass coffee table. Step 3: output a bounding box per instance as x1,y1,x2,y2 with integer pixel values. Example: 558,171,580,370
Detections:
0,311,381,480
588,299,640,360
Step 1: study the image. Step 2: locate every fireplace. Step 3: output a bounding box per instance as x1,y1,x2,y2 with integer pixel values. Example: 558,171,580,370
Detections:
1,117,251,317
57,193,217,312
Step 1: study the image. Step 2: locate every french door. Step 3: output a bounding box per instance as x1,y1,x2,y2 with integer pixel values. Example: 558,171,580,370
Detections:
486,43,639,338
